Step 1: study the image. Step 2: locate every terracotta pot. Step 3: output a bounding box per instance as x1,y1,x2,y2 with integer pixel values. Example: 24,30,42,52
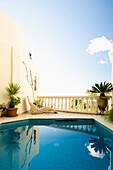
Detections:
7,108,18,117
97,97,107,114
0,109,3,117
37,105,43,108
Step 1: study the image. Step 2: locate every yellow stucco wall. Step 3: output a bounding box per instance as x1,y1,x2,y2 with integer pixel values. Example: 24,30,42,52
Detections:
0,11,40,113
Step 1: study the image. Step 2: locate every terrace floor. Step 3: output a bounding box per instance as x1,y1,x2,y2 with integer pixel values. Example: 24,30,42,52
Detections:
0,112,113,131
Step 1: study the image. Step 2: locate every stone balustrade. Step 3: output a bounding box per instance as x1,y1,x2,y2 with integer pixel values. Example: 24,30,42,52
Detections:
39,96,112,114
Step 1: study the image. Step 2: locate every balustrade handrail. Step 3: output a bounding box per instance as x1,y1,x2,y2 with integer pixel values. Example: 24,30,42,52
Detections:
38,95,112,114
39,95,112,98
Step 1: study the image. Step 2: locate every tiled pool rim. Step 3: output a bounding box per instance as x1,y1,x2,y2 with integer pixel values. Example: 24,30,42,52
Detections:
0,112,113,132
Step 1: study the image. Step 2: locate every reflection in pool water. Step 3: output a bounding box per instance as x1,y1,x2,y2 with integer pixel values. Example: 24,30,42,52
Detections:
0,121,112,170
86,136,111,159
0,125,39,170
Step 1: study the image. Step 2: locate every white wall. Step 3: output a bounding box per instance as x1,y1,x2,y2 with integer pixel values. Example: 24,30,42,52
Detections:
19,36,40,113
0,11,40,114
0,42,12,103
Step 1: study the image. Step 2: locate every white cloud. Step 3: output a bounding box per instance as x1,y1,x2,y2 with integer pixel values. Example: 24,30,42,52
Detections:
98,60,106,64
86,143,105,159
86,36,113,54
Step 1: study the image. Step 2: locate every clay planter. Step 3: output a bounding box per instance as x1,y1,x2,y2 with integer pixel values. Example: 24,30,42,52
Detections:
0,109,3,117
97,96,107,114
37,105,43,108
7,108,18,117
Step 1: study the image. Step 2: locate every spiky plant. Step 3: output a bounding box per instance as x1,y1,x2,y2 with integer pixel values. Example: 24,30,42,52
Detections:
90,82,113,97
6,83,21,97
6,83,21,108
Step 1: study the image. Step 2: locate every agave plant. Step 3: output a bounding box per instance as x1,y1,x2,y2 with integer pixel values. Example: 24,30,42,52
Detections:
6,83,21,97
6,83,21,108
90,82,113,96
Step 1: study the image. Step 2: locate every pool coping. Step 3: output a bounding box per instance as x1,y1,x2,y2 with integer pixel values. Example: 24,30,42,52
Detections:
0,112,113,132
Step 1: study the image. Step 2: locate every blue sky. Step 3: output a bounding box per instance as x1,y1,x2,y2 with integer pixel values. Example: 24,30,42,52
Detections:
0,0,113,95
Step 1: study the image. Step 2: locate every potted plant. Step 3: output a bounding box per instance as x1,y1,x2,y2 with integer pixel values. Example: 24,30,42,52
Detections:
0,105,3,117
34,98,44,108
0,104,7,117
89,82,113,114
6,83,21,117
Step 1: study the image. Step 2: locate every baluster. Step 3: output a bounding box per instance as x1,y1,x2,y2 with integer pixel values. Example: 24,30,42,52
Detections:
47,98,48,106
43,98,45,106
81,97,84,111
48,97,50,107
54,98,57,109
109,97,111,110
77,98,79,111
51,98,53,108
45,98,47,106
65,97,67,110
58,97,60,109
43,98,44,106
41,98,43,106
95,97,98,113
69,97,71,110
86,98,88,111
73,97,75,110
91,98,93,112
61,97,63,109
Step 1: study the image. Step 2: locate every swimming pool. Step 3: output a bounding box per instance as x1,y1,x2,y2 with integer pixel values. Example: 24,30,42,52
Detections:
0,119,113,170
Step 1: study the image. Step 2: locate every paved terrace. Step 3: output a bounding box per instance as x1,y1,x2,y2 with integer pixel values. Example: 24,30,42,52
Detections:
0,112,113,132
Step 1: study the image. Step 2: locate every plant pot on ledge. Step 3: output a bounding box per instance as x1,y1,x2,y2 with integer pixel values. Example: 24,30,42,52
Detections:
0,109,3,117
6,83,21,117
7,108,18,117
89,82,113,114
97,96,107,114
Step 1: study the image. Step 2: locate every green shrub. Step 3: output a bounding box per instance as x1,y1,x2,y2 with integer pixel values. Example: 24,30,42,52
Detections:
8,97,21,107
108,108,113,121
0,104,3,109
12,97,21,106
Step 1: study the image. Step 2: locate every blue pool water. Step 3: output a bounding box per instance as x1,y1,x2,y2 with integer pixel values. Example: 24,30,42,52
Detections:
0,119,113,170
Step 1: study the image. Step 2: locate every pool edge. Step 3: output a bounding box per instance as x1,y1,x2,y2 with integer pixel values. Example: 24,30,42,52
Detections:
0,116,113,132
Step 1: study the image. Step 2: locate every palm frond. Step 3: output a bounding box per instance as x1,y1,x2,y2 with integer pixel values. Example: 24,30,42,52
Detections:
90,86,100,93
95,83,100,91
89,82,113,95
